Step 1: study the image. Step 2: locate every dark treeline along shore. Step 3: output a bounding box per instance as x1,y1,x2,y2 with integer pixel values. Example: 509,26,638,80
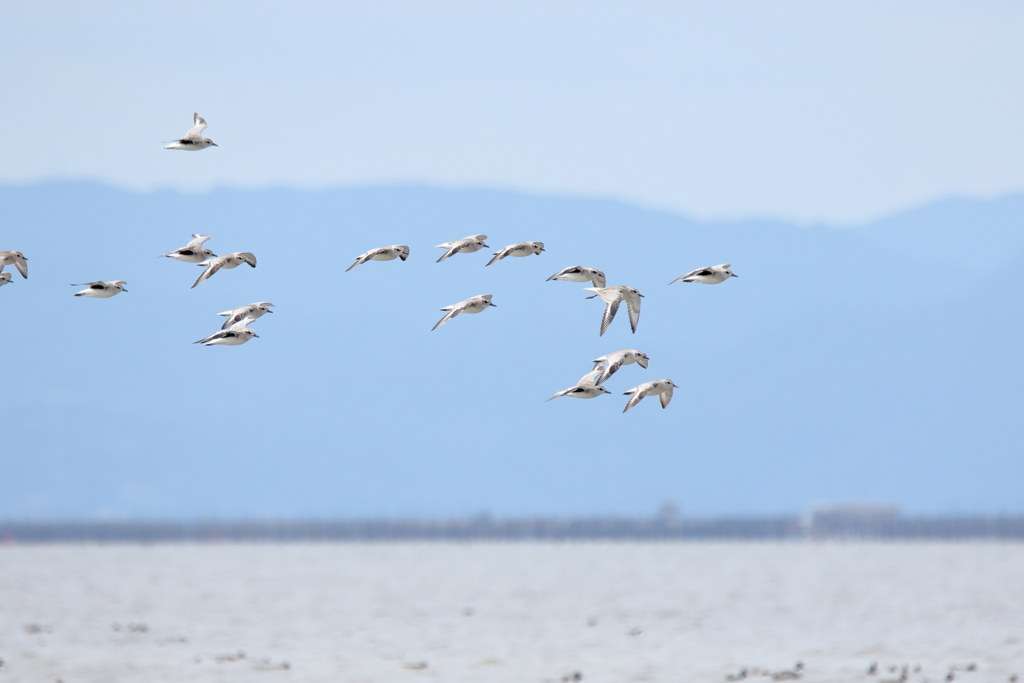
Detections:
4,510,1024,543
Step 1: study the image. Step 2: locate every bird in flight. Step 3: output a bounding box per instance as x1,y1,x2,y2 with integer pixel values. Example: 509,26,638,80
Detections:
163,113,218,151
668,264,737,285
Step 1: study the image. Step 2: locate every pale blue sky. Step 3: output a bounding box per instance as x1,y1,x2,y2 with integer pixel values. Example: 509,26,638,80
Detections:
2,1,1022,222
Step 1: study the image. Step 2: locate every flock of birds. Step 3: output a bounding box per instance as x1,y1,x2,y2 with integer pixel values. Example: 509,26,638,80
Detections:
721,661,1020,683
1,112,741,413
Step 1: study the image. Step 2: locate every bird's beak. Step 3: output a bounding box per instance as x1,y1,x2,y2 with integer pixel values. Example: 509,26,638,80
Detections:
212,143,219,146
489,302,497,307
253,334,260,338
639,293,645,297
266,309,274,313
122,289,129,292
732,273,739,277
672,383,680,388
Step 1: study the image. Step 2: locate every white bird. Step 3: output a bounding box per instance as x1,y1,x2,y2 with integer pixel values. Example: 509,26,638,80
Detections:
345,245,410,272
163,113,218,151
584,286,644,336
192,252,257,289
622,379,679,413
485,241,544,266
161,234,216,263
668,264,738,285
0,271,12,287
546,368,612,402
71,280,128,298
435,235,489,263
0,251,28,279
432,294,496,331
194,316,259,346
592,349,650,384
547,266,606,288
218,302,274,329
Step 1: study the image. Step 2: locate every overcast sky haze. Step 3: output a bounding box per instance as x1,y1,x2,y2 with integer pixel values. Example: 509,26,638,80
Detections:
2,1,1022,223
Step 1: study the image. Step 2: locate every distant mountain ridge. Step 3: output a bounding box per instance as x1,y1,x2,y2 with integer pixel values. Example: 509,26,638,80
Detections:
1,182,1022,520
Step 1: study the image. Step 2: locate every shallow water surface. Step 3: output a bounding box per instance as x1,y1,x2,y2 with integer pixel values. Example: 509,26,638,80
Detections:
1,543,1022,682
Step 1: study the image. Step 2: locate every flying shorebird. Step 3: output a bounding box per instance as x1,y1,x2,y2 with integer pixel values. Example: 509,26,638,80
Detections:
434,235,489,263
71,280,128,298
546,266,606,288
0,271,12,287
584,286,644,336
592,349,650,384
161,234,216,263
192,252,257,289
0,251,28,279
485,241,544,266
546,368,612,402
218,302,274,329
163,113,218,151
622,379,679,413
668,264,738,285
432,294,496,331
345,245,410,272
194,316,259,346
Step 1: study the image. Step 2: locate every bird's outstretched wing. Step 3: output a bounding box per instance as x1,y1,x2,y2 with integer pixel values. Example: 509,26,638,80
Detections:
432,300,469,330
431,307,461,330
186,234,211,250
599,299,620,336
183,113,208,139
625,294,641,333
577,368,605,388
194,330,231,345
346,247,385,272
669,267,709,285
11,256,28,279
229,316,257,332
594,354,623,384
436,241,470,263
546,266,575,281
622,384,652,413
659,386,674,409
218,305,251,329
191,259,224,288
485,248,508,267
